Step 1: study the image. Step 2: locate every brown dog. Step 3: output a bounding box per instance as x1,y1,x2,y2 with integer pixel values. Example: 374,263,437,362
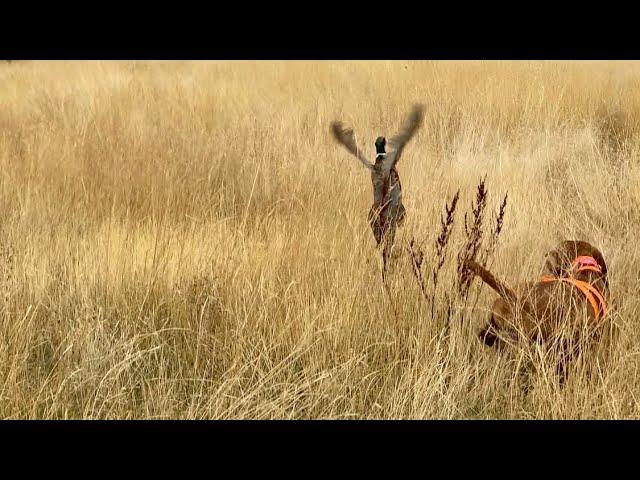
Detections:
465,240,609,381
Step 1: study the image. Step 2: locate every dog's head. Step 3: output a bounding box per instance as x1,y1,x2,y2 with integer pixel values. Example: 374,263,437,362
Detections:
544,240,608,293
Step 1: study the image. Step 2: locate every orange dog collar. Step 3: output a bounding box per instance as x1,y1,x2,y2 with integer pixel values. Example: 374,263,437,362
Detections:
541,275,607,321
541,255,607,321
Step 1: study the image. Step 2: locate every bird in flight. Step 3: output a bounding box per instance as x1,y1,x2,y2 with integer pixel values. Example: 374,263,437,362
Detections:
330,103,425,275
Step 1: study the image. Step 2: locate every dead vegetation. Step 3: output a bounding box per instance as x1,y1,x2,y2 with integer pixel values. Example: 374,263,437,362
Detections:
0,60,638,418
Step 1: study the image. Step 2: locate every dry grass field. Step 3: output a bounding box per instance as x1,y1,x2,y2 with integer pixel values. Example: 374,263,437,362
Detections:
0,60,639,419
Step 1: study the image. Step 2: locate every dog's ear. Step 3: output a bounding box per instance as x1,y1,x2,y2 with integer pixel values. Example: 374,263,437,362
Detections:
544,249,564,277
590,248,609,292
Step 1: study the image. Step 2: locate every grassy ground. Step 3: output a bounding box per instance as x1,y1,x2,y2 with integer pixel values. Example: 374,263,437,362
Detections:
0,60,639,418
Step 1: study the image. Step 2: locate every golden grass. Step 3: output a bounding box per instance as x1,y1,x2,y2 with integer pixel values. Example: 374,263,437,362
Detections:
1,60,639,418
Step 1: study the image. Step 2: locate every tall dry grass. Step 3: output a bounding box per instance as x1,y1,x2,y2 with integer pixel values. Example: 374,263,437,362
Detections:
0,60,639,418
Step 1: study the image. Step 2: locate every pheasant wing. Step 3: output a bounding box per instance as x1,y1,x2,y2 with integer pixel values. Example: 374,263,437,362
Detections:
331,121,374,170
383,103,425,172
